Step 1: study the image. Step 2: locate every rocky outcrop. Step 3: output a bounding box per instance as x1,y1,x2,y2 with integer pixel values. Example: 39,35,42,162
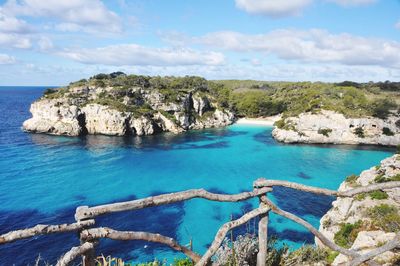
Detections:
318,155,400,265
272,110,400,146
23,85,235,137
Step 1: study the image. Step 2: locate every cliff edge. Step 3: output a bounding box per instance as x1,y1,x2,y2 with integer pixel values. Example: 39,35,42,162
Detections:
23,75,235,136
272,110,400,146
318,154,400,265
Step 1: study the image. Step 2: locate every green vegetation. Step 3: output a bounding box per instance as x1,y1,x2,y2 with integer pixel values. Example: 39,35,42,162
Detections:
382,127,395,136
214,80,400,118
356,190,389,201
47,73,400,119
367,204,400,232
317,128,332,137
345,174,359,185
334,220,363,248
374,173,400,183
369,190,389,200
354,127,365,138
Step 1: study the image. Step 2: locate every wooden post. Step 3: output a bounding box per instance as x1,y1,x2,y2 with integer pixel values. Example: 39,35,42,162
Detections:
256,194,269,266
75,206,96,266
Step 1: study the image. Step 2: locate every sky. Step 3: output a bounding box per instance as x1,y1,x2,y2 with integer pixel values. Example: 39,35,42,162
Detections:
0,0,400,85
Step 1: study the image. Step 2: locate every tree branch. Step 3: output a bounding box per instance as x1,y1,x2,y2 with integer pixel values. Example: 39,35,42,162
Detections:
253,178,400,197
0,220,95,245
75,187,272,220
196,206,271,266
56,242,95,266
81,227,201,263
347,233,400,266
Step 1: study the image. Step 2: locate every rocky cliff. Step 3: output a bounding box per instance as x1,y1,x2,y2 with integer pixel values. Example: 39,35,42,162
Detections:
318,155,400,265
23,77,235,137
272,110,400,146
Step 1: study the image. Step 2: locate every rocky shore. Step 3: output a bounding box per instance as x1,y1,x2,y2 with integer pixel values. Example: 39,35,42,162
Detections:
318,154,400,265
272,110,400,146
23,83,234,137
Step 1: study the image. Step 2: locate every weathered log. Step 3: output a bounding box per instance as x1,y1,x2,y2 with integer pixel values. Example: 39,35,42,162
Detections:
262,197,379,266
253,178,400,197
196,206,271,266
75,187,272,220
56,242,95,266
347,233,400,266
80,227,201,263
0,220,95,245
256,195,269,266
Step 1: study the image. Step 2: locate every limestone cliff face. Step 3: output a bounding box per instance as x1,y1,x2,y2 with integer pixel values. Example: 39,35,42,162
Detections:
23,85,234,137
272,110,400,146
318,155,400,265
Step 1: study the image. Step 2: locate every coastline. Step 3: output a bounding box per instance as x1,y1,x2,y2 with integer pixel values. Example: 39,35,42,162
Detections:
235,115,280,126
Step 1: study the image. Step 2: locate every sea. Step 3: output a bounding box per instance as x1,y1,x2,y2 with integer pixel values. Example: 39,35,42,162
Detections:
0,86,393,265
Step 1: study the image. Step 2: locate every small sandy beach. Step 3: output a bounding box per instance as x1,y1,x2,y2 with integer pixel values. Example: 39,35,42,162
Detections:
235,115,281,126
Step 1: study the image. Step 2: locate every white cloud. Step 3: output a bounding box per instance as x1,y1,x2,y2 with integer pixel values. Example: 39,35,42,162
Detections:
396,21,400,29
38,36,53,51
0,53,16,64
235,0,313,17
3,0,121,34
0,32,31,48
0,9,32,34
327,0,377,7
182,29,400,68
60,44,225,66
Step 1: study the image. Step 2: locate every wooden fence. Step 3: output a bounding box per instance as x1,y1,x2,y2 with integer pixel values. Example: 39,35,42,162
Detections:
1,178,400,266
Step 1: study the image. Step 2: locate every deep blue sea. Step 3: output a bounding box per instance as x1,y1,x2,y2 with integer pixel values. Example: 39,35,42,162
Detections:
0,86,394,265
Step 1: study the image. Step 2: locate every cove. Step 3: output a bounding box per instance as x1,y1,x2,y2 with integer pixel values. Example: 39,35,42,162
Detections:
0,87,394,265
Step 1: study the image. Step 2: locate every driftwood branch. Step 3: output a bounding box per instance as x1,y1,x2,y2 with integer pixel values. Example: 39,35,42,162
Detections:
75,187,272,220
196,206,271,266
0,220,95,245
253,178,400,197
347,233,400,266
81,227,201,263
56,242,95,266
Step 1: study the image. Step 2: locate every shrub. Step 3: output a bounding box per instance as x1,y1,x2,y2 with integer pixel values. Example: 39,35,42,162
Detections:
374,173,400,183
345,174,358,184
382,127,395,136
354,127,365,138
334,220,363,248
274,119,286,129
286,245,329,265
372,98,397,119
374,173,386,183
326,251,339,264
367,204,400,232
369,190,389,200
397,145,400,154
318,128,332,137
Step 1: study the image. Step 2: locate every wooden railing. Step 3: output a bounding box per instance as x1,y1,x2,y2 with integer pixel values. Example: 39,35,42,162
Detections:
1,178,400,266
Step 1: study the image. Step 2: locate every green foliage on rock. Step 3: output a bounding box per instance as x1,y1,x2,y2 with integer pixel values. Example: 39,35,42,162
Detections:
367,204,400,232
382,127,395,136
354,127,365,138
48,74,400,120
345,174,358,184
334,220,363,248
318,128,332,137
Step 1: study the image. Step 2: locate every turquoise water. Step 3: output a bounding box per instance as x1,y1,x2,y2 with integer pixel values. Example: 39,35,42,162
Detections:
0,87,394,265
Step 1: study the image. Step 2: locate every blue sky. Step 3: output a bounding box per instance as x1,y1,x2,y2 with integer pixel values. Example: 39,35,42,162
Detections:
0,0,399,85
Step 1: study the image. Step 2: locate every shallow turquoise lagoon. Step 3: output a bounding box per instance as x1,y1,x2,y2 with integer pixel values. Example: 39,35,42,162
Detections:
0,87,394,264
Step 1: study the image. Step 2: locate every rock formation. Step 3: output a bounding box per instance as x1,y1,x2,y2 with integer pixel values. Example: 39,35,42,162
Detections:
23,84,235,137
272,110,400,146
318,155,400,265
